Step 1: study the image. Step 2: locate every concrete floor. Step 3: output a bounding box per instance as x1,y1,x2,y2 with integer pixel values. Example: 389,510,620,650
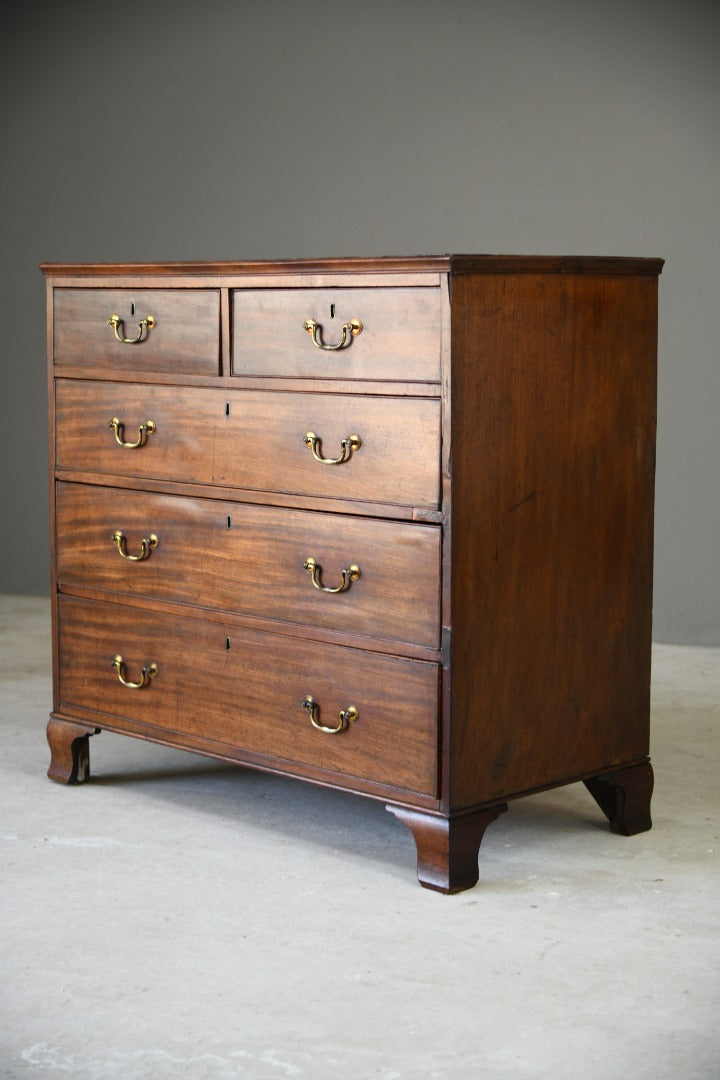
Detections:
1,594,718,1080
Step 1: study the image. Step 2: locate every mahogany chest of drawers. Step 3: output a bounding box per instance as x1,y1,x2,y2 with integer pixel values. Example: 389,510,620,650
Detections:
42,255,662,892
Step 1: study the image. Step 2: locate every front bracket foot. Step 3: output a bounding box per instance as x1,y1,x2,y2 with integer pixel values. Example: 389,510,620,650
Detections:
387,804,508,893
46,718,100,784
584,761,654,835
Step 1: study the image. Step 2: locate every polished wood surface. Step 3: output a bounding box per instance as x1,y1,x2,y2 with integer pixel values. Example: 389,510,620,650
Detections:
447,271,658,809
584,762,654,835
58,596,438,797
40,254,664,277
46,718,99,783
232,286,441,382
55,481,441,648
43,255,662,890
387,804,508,893
55,380,441,508
54,288,220,373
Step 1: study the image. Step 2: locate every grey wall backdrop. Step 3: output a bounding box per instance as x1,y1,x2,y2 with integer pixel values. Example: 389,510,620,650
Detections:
1,0,718,643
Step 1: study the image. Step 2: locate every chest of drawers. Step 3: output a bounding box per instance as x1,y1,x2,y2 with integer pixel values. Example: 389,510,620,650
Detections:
42,255,662,892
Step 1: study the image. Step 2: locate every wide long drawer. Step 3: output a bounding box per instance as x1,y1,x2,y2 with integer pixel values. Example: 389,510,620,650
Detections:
55,380,441,508
232,287,441,381
53,289,220,374
56,483,441,648
57,596,439,796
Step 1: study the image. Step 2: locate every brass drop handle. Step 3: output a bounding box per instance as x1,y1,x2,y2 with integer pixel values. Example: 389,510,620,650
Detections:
302,696,358,735
107,312,156,344
304,431,361,465
303,556,360,593
109,417,156,448
110,654,158,689
112,530,158,562
304,317,362,350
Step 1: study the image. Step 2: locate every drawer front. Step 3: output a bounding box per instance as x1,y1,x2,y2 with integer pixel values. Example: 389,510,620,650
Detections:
56,483,441,648
54,289,220,374
55,380,441,509
58,596,439,795
232,287,441,381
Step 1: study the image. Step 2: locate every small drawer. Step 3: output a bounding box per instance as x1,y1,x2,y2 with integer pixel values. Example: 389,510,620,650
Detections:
232,287,441,382
53,289,220,374
58,596,439,796
55,381,441,509
56,483,442,649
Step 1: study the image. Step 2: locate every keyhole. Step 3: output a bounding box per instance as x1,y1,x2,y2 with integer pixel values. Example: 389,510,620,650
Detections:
225,637,231,650
131,302,136,316
330,303,335,319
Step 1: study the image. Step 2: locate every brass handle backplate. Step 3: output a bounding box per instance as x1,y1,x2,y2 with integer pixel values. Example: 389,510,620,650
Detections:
109,417,156,448
107,313,156,344
110,654,158,689
304,317,362,350
303,556,360,593
302,696,358,734
112,530,158,562
304,431,361,465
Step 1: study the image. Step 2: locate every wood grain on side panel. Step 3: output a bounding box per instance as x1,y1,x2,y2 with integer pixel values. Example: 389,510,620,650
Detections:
448,272,658,808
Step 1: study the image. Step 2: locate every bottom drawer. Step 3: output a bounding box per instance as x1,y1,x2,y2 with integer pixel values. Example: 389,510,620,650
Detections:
57,596,439,797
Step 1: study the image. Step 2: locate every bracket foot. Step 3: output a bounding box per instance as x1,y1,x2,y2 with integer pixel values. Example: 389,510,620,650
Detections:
47,718,100,784
387,803,508,893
